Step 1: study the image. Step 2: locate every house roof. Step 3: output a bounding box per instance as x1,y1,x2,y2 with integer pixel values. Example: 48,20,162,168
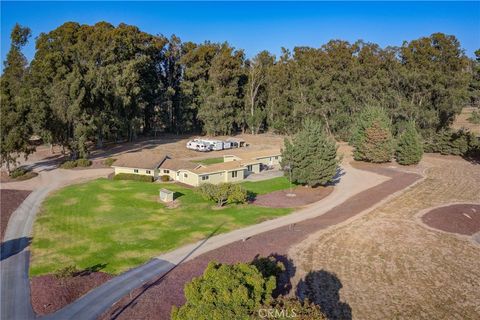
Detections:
112,151,169,169
191,161,246,174
226,149,281,161
159,159,199,171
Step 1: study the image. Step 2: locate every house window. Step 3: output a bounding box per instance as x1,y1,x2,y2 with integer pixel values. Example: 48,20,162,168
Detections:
247,165,252,172
134,169,139,173
275,156,279,160
164,169,170,174
202,175,209,181
184,173,188,178
146,170,151,174
231,171,238,178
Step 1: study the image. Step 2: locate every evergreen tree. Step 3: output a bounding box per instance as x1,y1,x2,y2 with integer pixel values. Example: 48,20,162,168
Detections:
396,122,423,165
352,107,394,162
281,119,340,187
0,23,34,173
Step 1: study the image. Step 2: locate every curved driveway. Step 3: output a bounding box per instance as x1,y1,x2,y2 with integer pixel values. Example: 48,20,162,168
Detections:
1,160,421,320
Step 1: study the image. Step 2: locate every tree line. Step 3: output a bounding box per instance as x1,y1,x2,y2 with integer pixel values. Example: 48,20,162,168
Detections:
1,21,479,170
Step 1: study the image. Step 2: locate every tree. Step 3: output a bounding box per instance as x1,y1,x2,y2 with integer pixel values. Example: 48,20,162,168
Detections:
171,261,276,320
281,119,340,187
352,107,394,163
244,51,274,134
396,122,423,165
197,183,247,207
0,23,34,173
469,49,480,108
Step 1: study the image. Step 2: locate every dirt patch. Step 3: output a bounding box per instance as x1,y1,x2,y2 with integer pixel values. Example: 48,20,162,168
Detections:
1,189,31,241
421,203,480,236
63,198,78,206
30,272,113,316
253,186,333,208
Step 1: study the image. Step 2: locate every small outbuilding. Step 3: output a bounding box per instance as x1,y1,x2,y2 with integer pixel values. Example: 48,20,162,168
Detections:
159,188,174,203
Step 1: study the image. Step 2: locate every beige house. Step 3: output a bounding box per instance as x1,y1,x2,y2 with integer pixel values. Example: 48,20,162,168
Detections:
112,149,282,187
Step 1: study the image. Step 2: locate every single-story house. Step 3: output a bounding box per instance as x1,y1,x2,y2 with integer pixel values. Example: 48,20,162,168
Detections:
112,148,282,187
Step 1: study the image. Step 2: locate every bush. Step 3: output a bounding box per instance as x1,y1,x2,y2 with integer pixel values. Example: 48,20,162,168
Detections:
10,167,28,178
103,157,117,166
60,160,77,169
467,110,480,124
197,183,247,207
171,261,276,320
113,173,153,182
351,107,394,163
160,175,170,182
54,264,79,279
424,129,479,156
76,158,92,167
396,122,423,165
281,119,340,187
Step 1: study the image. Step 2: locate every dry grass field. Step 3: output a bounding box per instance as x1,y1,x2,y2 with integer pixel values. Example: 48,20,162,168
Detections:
451,107,480,136
290,155,480,319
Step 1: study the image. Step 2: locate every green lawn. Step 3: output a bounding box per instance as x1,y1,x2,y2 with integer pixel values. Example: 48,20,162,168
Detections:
30,178,292,276
241,176,293,195
193,157,224,165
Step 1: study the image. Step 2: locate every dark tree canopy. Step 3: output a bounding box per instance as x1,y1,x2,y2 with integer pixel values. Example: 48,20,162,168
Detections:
1,21,475,161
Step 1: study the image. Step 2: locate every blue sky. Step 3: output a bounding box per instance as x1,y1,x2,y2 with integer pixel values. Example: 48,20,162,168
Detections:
1,1,479,72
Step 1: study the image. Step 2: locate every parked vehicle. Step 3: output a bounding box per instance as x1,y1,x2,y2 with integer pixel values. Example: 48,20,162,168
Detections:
203,139,224,151
186,140,210,152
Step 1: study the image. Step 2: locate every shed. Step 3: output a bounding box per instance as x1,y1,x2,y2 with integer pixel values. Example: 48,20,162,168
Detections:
159,188,174,203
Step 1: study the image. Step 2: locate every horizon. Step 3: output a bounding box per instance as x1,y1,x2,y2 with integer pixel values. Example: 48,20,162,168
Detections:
1,1,480,73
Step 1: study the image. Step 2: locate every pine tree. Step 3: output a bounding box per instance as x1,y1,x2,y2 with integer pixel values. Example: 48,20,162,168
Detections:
281,119,340,187
396,122,423,165
352,107,394,163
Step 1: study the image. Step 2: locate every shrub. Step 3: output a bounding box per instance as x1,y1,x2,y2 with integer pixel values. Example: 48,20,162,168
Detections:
197,183,247,207
467,110,480,124
54,264,79,279
396,122,424,165
113,173,153,182
160,175,170,182
60,160,77,169
351,107,394,163
103,157,117,166
171,261,276,320
10,167,28,178
76,158,92,167
424,129,479,156
281,119,340,187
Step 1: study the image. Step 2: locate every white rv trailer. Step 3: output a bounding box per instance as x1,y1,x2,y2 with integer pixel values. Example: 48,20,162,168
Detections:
186,140,210,152
202,139,224,151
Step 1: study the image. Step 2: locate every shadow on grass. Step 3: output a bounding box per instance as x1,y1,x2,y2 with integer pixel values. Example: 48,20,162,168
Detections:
173,191,185,201
108,222,226,320
74,263,108,277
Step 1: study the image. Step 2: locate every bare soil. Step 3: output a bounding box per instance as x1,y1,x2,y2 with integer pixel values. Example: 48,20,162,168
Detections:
253,186,333,208
421,203,480,236
99,163,420,320
1,189,31,241
30,272,113,316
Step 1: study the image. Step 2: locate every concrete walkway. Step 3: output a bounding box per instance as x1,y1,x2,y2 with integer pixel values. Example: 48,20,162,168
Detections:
0,165,113,320
43,163,390,320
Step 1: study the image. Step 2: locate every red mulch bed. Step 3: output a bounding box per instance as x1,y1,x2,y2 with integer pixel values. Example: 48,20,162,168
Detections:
97,165,421,320
422,204,480,236
1,189,31,241
31,272,113,316
253,186,333,208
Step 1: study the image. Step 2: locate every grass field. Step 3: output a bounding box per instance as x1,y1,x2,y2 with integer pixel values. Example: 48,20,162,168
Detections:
241,176,292,195
192,157,224,165
30,178,292,276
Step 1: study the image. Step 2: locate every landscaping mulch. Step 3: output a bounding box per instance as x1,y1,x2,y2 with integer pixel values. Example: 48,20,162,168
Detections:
0,189,31,241
422,204,480,236
252,186,333,208
30,272,113,316
99,164,421,320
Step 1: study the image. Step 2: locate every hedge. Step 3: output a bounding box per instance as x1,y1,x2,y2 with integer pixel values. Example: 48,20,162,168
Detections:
113,173,153,182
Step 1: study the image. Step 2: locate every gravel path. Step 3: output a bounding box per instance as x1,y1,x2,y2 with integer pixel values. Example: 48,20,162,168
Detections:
99,165,421,320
